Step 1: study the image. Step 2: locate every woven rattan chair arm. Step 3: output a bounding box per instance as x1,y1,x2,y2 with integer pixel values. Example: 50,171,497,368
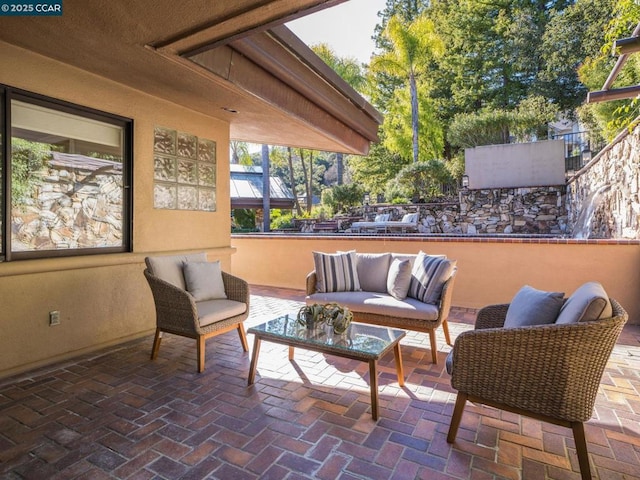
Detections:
222,271,250,306
475,304,509,330
437,269,457,322
451,300,627,422
306,271,317,295
143,269,199,336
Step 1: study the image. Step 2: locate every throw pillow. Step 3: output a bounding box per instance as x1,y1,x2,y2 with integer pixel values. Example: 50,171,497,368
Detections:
408,252,456,304
504,285,564,328
313,250,361,293
183,261,227,301
387,258,412,300
356,253,391,293
555,282,612,324
145,252,207,290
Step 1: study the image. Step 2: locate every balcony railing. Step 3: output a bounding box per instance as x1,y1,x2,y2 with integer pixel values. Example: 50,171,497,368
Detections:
550,131,606,172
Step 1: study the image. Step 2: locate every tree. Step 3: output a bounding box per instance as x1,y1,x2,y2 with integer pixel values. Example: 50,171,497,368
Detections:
578,0,640,139
447,109,514,150
229,141,253,165
348,136,403,200
322,183,365,215
388,160,453,202
447,96,559,150
382,81,444,161
11,138,53,207
429,0,572,117
538,0,616,113
370,14,444,163
285,147,302,215
312,43,366,185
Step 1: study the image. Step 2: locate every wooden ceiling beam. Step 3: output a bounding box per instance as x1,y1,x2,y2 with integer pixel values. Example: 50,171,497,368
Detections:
228,31,380,141
614,36,640,55
187,47,373,154
155,0,347,56
587,85,640,103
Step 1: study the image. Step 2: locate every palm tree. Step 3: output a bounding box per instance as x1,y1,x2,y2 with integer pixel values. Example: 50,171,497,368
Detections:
313,44,365,184
370,15,443,163
230,141,252,165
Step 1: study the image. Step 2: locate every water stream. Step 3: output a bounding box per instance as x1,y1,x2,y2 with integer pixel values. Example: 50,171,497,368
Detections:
571,185,610,239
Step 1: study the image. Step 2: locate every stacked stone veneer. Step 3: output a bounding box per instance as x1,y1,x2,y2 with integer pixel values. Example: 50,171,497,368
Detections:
12,161,123,251
457,187,566,235
349,121,640,238
567,122,640,239
352,185,568,235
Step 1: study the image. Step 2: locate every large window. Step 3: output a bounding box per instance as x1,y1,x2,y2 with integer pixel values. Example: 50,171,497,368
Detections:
1,87,132,260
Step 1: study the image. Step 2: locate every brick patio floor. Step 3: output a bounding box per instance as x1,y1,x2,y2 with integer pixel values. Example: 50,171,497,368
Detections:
1,285,639,479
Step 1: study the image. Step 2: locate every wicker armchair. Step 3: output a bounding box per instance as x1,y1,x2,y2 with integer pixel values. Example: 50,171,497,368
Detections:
144,255,250,373
446,298,628,480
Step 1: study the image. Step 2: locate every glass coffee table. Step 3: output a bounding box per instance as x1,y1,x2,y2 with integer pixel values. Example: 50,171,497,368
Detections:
247,314,406,420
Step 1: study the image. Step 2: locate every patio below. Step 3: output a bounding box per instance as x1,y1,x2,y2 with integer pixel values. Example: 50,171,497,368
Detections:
1,285,638,479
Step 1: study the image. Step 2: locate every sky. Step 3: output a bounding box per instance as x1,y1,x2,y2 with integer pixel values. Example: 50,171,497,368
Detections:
286,0,387,65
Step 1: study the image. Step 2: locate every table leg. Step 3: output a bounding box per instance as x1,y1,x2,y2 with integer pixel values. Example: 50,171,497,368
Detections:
289,345,295,360
394,343,405,387
369,360,379,420
247,336,262,386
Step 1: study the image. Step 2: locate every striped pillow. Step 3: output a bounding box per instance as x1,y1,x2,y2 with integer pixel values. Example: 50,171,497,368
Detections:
408,252,456,304
313,250,361,293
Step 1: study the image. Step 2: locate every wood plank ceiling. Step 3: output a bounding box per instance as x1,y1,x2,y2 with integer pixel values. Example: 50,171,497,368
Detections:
0,0,381,154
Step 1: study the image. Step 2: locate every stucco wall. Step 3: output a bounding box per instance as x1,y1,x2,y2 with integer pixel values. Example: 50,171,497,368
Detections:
465,139,565,189
231,235,640,325
0,41,233,378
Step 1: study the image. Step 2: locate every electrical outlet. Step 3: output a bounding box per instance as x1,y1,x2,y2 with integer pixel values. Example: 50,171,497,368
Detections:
49,311,60,326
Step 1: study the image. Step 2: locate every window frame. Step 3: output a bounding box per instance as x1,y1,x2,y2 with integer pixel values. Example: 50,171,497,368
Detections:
1,85,133,261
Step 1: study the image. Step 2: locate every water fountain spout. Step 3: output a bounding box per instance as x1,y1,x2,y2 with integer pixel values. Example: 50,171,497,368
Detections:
572,185,610,239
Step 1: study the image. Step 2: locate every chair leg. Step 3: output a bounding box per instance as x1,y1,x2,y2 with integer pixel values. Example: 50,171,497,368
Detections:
572,422,592,480
150,329,162,360
429,329,438,364
442,319,452,346
238,323,249,352
447,392,468,443
197,336,205,373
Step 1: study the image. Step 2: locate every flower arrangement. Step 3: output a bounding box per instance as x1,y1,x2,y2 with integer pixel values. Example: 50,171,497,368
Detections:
297,302,353,334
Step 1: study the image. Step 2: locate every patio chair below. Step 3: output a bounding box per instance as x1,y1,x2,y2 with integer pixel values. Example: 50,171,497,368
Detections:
143,252,250,372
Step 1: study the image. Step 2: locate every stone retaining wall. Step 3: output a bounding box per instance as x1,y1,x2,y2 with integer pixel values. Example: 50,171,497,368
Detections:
12,159,123,251
567,122,640,239
352,185,568,235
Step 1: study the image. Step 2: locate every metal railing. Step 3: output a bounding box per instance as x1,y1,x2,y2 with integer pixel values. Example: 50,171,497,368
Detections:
550,131,606,172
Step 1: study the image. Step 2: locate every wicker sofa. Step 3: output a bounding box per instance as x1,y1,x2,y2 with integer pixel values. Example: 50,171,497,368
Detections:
306,251,457,364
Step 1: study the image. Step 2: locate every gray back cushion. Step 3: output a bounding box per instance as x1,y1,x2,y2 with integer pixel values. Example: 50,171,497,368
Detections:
555,282,612,324
356,253,391,293
145,252,207,290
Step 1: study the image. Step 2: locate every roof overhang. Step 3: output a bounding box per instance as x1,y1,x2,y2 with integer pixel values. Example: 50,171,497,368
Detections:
0,0,381,155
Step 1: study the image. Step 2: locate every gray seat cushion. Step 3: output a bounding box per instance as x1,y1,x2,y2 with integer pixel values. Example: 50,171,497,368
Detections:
307,291,440,321
197,299,247,327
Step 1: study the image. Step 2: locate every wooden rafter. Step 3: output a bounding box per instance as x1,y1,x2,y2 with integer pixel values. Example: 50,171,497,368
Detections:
615,36,640,55
587,22,640,104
